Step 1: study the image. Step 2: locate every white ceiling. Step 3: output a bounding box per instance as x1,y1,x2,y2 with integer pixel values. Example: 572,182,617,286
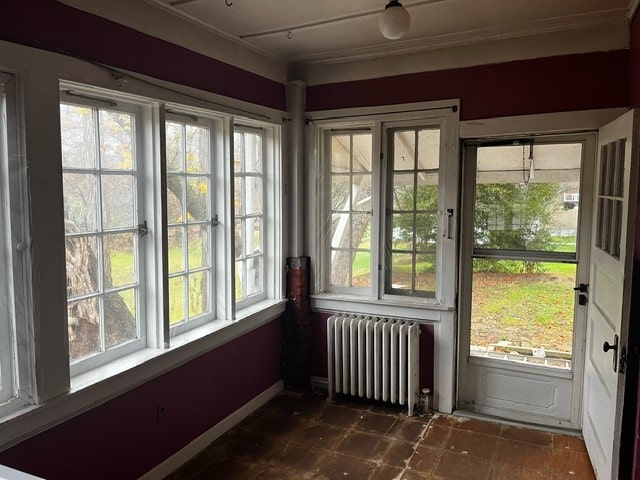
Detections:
147,0,632,62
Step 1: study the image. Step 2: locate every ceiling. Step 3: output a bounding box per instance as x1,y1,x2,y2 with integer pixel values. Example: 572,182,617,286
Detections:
146,0,632,63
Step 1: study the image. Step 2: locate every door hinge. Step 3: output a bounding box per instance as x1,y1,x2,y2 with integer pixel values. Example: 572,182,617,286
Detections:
620,345,627,374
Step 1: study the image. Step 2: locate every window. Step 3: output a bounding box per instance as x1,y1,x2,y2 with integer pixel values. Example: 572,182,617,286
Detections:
60,100,146,369
0,73,33,411
316,107,458,305
327,131,373,292
234,126,266,308
165,117,215,330
386,127,440,296
59,85,283,374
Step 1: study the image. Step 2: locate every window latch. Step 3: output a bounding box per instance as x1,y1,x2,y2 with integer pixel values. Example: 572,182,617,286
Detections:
137,221,149,237
211,215,220,227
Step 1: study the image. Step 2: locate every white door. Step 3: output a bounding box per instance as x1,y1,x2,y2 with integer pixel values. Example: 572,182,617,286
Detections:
582,110,639,479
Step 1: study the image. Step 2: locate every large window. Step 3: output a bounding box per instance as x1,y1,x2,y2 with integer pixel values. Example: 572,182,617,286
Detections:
59,86,283,373
61,101,146,368
317,109,458,305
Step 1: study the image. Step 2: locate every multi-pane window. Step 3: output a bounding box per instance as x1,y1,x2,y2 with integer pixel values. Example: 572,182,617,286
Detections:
387,128,440,296
60,102,144,365
595,139,625,258
327,132,373,291
165,119,214,326
234,127,265,306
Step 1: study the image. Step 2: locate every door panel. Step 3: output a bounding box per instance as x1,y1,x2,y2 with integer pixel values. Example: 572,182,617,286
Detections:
582,110,639,480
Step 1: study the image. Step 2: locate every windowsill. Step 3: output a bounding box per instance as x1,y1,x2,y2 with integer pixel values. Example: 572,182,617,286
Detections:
0,298,287,451
310,293,454,322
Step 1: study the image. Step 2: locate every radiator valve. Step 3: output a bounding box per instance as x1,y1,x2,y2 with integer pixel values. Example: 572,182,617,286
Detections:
420,388,431,412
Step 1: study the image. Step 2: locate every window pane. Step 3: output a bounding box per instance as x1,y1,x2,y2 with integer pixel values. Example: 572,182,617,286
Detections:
352,214,371,250
104,233,136,289
102,174,135,229
233,131,244,173
331,175,350,211
415,254,436,292
394,130,415,170
417,129,439,170
475,144,581,253
246,217,262,254
352,251,371,287
169,276,185,325
168,226,185,274
391,253,413,290
99,110,134,170
470,259,575,369
65,235,99,298
235,219,244,259
246,176,263,215
185,125,209,174
67,297,100,361
105,289,137,349
246,257,262,297
188,225,209,270
352,133,372,172
392,174,414,211
352,175,372,211
392,214,414,251
331,214,350,249
167,175,185,224
186,177,208,221
235,177,244,216
188,272,208,317
235,261,245,300
244,132,262,174
60,104,97,169
166,122,184,173
331,135,350,173
64,173,97,233
331,251,351,287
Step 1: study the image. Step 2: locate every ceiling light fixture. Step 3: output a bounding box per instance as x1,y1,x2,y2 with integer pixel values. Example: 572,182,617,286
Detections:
379,0,411,40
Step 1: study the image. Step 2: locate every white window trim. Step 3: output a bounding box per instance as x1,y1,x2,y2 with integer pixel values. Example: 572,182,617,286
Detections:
309,101,460,310
0,72,35,415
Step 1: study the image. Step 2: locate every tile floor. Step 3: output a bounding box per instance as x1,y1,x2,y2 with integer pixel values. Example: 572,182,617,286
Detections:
165,392,595,479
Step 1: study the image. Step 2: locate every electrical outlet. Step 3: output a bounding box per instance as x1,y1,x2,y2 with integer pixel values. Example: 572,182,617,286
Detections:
157,404,167,424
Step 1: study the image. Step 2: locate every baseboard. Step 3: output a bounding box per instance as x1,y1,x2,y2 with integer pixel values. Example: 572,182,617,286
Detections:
138,380,284,480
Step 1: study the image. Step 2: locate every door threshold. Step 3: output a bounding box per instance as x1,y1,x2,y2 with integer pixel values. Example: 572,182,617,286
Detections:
451,408,583,437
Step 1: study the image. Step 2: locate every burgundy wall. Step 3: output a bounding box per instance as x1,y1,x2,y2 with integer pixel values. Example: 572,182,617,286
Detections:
307,51,629,121
312,312,435,392
0,319,281,480
0,0,285,111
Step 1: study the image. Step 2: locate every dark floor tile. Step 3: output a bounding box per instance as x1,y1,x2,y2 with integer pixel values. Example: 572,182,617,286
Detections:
319,404,362,427
357,411,398,434
291,423,346,450
383,441,418,467
197,458,260,480
336,430,390,461
407,445,440,474
489,463,553,480
369,464,404,480
315,452,377,480
501,424,553,446
262,464,306,480
227,432,285,461
444,429,500,458
420,424,450,449
430,415,457,428
495,438,551,470
451,417,502,436
550,449,596,478
251,412,305,437
388,418,428,443
400,469,431,479
432,451,492,479
269,442,327,472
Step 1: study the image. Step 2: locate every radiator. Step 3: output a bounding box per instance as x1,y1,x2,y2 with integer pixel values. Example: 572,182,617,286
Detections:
327,314,420,416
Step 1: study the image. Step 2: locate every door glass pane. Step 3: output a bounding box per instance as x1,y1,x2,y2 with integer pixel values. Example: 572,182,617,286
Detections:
470,259,575,369
475,144,582,253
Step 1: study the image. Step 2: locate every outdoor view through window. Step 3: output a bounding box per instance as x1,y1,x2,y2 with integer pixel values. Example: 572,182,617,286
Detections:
470,143,582,369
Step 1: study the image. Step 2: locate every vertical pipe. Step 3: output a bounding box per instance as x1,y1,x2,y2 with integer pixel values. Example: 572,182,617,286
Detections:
286,81,306,258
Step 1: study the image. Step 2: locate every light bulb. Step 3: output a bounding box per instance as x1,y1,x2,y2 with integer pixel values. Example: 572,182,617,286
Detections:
379,1,410,40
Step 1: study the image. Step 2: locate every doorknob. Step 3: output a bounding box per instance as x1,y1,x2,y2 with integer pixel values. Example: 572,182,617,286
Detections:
574,283,589,293
603,334,619,372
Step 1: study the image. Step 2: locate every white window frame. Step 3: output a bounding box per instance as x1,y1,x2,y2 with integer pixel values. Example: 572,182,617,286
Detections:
60,92,150,376
233,120,282,315
312,104,459,310
164,110,221,336
0,72,35,414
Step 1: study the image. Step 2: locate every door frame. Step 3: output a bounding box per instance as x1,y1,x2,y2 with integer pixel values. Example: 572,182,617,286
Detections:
456,132,596,428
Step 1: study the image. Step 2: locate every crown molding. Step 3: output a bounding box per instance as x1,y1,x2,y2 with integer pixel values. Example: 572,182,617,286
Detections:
293,8,628,66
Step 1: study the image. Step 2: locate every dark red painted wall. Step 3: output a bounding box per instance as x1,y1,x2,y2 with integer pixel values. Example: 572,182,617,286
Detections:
312,312,435,392
0,0,285,111
0,319,281,480
307,51,629,121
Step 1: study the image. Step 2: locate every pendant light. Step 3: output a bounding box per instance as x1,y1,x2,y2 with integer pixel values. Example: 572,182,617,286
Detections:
379,0,411,40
